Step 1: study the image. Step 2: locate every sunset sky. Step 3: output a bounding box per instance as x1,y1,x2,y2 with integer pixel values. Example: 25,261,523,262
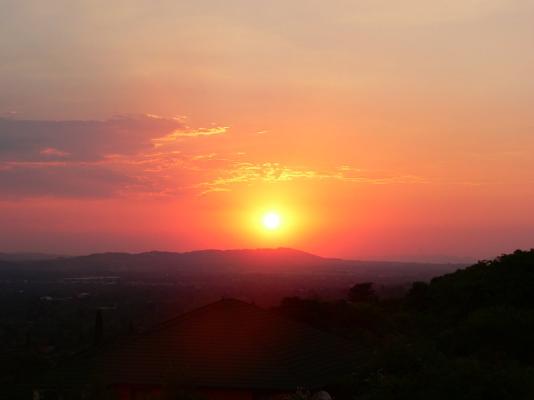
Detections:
1,1,534,261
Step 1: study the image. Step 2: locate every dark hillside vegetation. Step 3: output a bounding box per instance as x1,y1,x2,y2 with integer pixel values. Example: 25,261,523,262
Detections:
275,250,534,399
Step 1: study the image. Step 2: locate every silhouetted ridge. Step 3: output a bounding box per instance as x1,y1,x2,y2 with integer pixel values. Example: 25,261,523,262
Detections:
409,249,534,314
0,247,463,283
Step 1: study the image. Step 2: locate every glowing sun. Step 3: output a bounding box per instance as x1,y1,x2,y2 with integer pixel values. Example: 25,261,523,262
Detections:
262,212,281,230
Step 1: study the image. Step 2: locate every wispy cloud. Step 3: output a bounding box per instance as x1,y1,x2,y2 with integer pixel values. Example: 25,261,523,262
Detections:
0,114,430,199
39,147,71,158
0,114,185,162
196,162,427,195
0,115,227,199
0,163,133,199
153,126,228,147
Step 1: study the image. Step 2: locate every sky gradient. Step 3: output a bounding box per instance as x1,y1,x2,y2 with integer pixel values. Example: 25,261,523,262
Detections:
1,0,534,261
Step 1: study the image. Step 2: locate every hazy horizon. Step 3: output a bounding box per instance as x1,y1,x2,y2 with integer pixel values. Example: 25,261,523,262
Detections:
0,245,479,264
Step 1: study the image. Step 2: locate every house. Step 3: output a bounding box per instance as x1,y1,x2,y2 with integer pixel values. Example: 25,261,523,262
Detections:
37,299,358,399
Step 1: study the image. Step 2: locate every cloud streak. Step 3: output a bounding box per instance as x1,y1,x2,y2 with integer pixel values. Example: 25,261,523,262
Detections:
0,163,133,198
196,162,426,195
0,114,184,162
0,115,226,198
0,115,426,199
152,126,228,147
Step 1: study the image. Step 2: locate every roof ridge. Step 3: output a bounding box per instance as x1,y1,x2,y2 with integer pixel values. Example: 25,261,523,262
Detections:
140,298,356,348
144,297,257,334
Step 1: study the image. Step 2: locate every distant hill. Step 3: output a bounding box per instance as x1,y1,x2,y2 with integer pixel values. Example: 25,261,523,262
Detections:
0,252,63,262
0,247,465,283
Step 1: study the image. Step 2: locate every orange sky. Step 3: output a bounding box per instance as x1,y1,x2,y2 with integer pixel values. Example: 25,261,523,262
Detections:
1,1,533,261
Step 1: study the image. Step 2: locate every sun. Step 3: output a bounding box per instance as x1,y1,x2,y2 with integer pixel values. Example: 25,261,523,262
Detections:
262,211,281,230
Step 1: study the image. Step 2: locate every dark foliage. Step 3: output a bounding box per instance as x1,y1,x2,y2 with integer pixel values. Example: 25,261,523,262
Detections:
348,282,376,303
276,249,534,399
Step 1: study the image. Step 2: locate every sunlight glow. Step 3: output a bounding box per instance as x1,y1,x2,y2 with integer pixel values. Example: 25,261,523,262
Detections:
262,212,281,230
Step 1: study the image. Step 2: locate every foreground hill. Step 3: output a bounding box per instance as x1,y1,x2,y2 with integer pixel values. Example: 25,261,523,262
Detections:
410,249,534,312
275,249,534,399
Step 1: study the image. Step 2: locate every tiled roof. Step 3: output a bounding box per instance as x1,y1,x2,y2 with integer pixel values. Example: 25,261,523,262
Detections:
46,299,359,391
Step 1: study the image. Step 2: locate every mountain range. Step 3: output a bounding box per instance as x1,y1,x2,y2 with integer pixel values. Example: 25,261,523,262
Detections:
0,247,466,283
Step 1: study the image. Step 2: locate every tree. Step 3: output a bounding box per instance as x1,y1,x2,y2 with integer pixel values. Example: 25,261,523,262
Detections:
348,282,375,303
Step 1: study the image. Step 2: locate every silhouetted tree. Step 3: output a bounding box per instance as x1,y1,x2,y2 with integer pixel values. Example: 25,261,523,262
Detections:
348,282,375,303
406,281,430,310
